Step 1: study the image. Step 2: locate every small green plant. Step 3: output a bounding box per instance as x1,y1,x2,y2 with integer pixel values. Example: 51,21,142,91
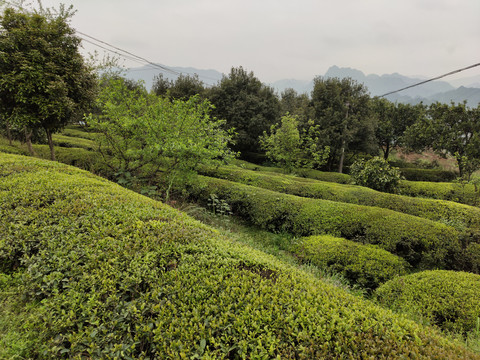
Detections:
208,194,232,216
350,156,403,193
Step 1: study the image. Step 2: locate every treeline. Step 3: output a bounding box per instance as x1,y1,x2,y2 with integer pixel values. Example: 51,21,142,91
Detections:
1,5,480,182
151,67,480,179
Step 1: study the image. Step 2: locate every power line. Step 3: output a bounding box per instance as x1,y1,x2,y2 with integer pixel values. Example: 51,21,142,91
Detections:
380,62,480,97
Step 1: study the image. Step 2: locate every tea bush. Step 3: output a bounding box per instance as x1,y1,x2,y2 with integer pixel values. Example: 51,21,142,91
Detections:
376,270,480,334
294,235,408,290
400,168,458,182
1,153,479,359
350,157,403,193
199,166,480,230
188,175,461,269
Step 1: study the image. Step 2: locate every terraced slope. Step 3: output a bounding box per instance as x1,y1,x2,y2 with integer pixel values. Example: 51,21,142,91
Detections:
1,153,478,358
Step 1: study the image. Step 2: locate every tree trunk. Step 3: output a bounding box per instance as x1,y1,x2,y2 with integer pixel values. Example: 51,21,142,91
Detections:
6,122,13,145
338,139,346,173
25,128,35,156
383,143,390,160
46,128,56,161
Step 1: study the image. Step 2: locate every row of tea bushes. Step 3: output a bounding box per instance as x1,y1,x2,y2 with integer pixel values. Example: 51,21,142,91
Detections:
188,175,461,270
232,159,352,184
3,153,479,359
293,235,408,290
233,159,479,206
199,166,480,230
399,168,459,182
376,270,480,335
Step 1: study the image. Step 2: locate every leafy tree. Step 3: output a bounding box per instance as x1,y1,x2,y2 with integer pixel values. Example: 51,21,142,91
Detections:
0,6,97,160
311,77,375,173
404,102,480,179
207,66,280,154
152,73,205,100
87,77,236,200
260,114,329,172
350,156,403,193
279,88,314,127
371,98,425,160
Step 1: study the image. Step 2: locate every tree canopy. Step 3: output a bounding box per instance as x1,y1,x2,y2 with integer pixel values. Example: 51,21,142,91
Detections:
0,6,97,160
207,66,280,154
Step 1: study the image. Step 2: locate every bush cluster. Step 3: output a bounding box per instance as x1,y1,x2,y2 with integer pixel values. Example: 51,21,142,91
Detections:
400,168,459,182
350,157,403,193
376,270,480,335
3,153,479,358
294,235,408,290
199,165,480,231
188,175,461,269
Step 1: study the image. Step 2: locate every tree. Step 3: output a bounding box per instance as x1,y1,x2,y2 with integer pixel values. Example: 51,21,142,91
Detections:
152,73,205,100
350,156,403,193
279,88,314,127
404,102,480,179
88,77,236,200
311,77,376,173
0,6,97,160
259,114,329,172
207,66,280,154
371,98,425,159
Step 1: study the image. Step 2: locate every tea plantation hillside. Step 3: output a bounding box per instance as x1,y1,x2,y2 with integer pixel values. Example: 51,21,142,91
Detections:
1,153,479,359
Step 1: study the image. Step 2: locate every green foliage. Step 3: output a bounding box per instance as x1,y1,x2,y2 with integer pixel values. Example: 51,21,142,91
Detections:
208,66,280,153
87,76,236,198
311,77,377,172
152,73,205,100
372,98,425,160
404,102,480,179
350,156,403,193
199,165,480,231
376,270,480,334
400,168,458,182
3,154,479,358
294,235,408,290
259,114,329,172
188,175,462,270
0,6,97,160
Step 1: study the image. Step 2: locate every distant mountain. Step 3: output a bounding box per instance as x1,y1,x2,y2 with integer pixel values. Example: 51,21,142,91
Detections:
125,64,480,106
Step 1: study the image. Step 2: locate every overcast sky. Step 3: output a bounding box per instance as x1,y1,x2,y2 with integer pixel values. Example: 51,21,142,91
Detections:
33,0,480,83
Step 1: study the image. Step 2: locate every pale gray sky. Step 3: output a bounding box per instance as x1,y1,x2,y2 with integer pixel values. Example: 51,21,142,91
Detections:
35,0,480,83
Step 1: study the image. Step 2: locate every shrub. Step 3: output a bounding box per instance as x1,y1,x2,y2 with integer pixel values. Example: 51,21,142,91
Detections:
400,168,458,182
350,157,403,193
376,270,480,334
198,165,480,231
398,180,479,206
3,153,479,358
294,235,408,290
188,175,461,269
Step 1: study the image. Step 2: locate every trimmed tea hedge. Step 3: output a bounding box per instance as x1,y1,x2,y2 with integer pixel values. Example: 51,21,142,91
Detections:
294,235,408,290
199,166,480,230
188,175,461,269
232,159,352,183
51,133,98,150
376,270,480,334
3,153,478,359
398,180,479,206
399,168,458,182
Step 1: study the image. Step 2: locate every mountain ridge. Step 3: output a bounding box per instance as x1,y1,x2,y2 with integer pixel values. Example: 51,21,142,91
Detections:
124,65,480,106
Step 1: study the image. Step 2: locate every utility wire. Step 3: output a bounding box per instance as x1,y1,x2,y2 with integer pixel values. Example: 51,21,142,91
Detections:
380,62,480,97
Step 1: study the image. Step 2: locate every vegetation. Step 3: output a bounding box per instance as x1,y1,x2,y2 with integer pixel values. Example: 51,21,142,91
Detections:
4,153,480,358
376,270,480,334
87,76,235,199
208,66,280,154
0,6,97,160
293,235,408,290
198,165,480,231
350,156,403,193
187,175,462,269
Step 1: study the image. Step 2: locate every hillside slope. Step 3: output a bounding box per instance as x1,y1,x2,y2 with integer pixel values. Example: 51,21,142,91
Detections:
1,153,479,358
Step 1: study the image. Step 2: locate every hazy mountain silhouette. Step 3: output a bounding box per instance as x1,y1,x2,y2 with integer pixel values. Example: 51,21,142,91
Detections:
125,64,480,106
